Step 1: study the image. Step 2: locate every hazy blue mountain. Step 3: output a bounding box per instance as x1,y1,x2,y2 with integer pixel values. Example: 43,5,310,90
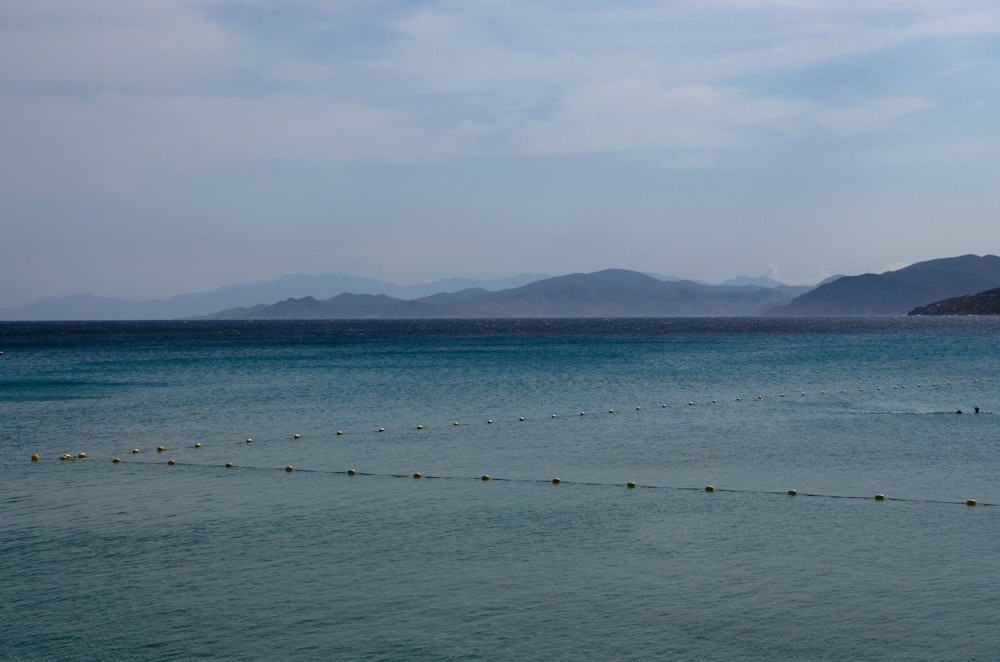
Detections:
0,272,549,320
909,287,1000,315
769,254,1000,315
206,269,800,319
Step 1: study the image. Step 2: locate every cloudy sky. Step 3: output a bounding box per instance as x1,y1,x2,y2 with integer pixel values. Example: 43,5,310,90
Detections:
2,1,998,306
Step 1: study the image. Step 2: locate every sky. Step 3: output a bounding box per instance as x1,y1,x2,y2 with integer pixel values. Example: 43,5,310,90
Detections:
2,0,999,307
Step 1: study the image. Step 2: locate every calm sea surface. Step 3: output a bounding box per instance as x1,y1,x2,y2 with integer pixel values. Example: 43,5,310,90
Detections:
2,318,998,660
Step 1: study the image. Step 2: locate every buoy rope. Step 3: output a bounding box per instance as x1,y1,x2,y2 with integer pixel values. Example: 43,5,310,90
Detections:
45,456,996,508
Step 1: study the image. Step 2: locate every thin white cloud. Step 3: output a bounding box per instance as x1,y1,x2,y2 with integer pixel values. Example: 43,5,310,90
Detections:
815,96,932,136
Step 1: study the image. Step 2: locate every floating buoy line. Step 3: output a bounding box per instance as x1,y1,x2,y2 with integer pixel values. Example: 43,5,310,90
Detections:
31,375,997,508
33,455,995,508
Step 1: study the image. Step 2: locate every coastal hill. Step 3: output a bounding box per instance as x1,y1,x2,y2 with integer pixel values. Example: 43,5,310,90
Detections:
768,254,1000,315
909,287,1000,315
206,269,806,319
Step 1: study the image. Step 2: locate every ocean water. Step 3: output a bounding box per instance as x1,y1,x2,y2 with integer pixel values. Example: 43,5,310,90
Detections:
1,318,998,660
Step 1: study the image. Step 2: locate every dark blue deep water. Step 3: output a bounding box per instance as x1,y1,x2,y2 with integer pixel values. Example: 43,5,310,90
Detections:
2,318,999,660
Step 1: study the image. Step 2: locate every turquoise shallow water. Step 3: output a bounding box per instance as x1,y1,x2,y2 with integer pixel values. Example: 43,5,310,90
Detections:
2,318,999,660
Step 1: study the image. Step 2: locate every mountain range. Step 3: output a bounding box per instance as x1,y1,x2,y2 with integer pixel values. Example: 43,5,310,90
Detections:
0,273,549,321
3,254,999,320
206,269,809,319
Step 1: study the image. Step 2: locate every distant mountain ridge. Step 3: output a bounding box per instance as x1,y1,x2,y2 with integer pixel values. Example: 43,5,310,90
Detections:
768,254,1000,315
0,273,550,321
5,255,992,320
205,269,809,319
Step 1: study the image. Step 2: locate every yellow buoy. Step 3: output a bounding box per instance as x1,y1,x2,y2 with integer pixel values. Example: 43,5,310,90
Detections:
552,477,561,484
194,442,202,448
132,448,140,454
875,493,885,501
225,462,234,468
705,485,715,492
30,453,39,462
336,430,344,436
453,421,460,426
112,457,120,463
285,466,294,472
413,472,422,479
78,452,87,459
167,459,176,465
627,481,636,488
966,499,977,506
787,489,797,496
481,474,490,481
293,434,300,439
347,468,356,475
59,454,70,460
156,446,165,452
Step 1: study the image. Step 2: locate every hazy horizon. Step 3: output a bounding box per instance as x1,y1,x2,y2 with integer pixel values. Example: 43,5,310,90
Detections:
3,2,998,308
